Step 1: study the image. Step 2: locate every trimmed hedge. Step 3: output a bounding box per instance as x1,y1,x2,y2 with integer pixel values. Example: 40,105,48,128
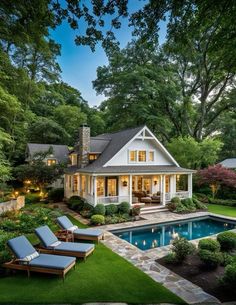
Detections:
221,263,236,286
209,198,236,207
198,238,221,252
105,204,118,216
217,231,236,251
198,249,222,268
93,204,106,216
118,202,130,214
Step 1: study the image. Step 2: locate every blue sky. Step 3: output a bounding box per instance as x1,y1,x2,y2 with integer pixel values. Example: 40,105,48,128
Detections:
51,3,167,106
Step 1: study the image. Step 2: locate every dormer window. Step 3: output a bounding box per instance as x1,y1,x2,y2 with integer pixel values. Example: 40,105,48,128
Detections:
129,150,154,163
47,159,56,166
89,153,99,163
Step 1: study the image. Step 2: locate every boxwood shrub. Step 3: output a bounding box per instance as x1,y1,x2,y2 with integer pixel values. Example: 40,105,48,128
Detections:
198,249,222,268
198,238,221,252
90,214,105,225
217,231,236,251
105,204,118,216
93,204,106,216
221,263,236,286
118,202,130,214
171,237,195,262
181,198,196,212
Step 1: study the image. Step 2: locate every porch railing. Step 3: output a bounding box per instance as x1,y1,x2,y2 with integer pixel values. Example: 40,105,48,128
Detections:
97,196,130,205
165,191,190,201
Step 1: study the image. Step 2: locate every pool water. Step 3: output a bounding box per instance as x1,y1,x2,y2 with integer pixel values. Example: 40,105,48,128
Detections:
112,217,236,250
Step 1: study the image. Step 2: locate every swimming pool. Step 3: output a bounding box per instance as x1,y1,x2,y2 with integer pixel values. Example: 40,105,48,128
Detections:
112,216,236,250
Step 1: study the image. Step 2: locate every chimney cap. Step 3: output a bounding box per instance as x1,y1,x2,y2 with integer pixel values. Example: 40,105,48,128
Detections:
80,123,89,128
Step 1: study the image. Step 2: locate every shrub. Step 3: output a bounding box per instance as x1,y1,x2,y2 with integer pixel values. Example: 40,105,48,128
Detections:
171,197,181,204
164,252,178,264
181,198,196,212
221,263,236,286
174,203,188,213
67,196,89,211
193,198,207,210
131,206,141,216
25,193,41,204
209,198,236,207
90,214,105,225
93,204,106,216
171,237,195,262
0,230,17,264
198,249,222,268
220,253,234,267
48,188,64,202
198,238,221,252
105,204,118,216
193,193,209,203
217,231,236,251
166,202,177,212
118,202,130,214
105,213,132,224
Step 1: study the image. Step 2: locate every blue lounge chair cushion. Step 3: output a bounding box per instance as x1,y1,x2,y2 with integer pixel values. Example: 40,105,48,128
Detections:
57,216,74,230
7,236,36,259
57,216,103,237
35,225,58,248
55,241,94,253
74,228,103,237
29,254,76,270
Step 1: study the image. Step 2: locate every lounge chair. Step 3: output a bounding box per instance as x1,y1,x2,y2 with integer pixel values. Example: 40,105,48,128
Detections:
3,235,76,280
57,216,104,242
35,225,94,260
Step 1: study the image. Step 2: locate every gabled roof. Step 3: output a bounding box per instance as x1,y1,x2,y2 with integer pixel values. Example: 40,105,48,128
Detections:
219,158,236,169
26,143,69,163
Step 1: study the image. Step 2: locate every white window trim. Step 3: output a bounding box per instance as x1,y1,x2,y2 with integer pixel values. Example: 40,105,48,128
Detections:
128,149,155,164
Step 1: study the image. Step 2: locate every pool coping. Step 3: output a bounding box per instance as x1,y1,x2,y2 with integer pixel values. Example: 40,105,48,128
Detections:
101,212,236,305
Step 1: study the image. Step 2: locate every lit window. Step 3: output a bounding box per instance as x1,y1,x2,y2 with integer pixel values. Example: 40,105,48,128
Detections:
73,175,78,191
70,154,77,165
149,151,154,161
97,178,105,196
47,159,56,166
138,151,146,162
89,154,98,163
129,150,137,162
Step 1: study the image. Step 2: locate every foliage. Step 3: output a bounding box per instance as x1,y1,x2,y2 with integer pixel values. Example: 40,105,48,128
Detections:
167,137,222,169
25,193,41,204
131,206,141,217
221,263,236,287
93,204,106,216
198,249,222,268
197,165,236,198
0,230,17,264
181,198,196,212
171,197,181,204
90,214,105,225
208,198,236,207
173,203,188,213
164,252,178,264
217,232,236,251
198,239,221,252
48,188,64,202
118,202,130,214
192,198,207,210
105,214,132,225
105,204,118,216
171,237,195,262
220,253,234,267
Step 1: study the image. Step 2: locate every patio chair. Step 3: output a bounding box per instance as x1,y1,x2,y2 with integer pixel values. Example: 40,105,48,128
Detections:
57,216,104,242
3,235,76,281
35,225,94,260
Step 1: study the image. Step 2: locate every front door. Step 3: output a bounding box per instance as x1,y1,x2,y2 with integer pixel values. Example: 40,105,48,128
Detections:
106,177,118,196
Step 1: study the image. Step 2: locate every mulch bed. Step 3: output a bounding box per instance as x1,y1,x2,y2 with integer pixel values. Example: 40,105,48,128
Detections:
158,254,236,302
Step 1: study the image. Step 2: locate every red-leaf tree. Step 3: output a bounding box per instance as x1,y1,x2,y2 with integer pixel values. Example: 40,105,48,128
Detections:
197,165,236,198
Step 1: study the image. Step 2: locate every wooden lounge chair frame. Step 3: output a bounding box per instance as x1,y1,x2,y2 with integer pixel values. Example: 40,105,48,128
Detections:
3,256,76,281
37,244,94,261
59,229,105,243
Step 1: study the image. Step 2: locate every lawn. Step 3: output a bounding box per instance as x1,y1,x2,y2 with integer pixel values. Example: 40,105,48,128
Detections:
0,214,184,304
208,204,236,217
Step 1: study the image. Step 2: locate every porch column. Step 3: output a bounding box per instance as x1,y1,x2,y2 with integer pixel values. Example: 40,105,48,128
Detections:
161,175,166,206
93,176,97,206
188,173,193,198
171,175,176,198
129,174,132,206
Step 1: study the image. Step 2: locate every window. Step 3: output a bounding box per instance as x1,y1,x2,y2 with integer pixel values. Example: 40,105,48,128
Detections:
97,177,105,197
129,150,137,162
89,154,98,163
73,175,78,192
47,159,56,166
138,151,146,162
70,154,77,165
149,151,154,161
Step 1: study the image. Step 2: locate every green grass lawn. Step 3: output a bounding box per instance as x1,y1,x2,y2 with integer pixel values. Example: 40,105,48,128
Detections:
0,215,184,304
208,204,236,217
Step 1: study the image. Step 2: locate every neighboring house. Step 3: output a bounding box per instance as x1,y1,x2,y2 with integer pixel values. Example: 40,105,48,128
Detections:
64,124,194,208
219,158,236,170
26,143,69,188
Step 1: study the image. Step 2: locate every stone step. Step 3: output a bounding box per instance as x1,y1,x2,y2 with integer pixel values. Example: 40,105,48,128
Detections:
140,205,168,214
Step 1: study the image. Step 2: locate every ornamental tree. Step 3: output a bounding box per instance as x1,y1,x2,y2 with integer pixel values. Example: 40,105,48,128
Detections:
197,165,236,198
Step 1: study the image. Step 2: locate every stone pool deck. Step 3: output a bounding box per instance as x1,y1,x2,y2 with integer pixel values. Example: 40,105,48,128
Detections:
100,211,236,305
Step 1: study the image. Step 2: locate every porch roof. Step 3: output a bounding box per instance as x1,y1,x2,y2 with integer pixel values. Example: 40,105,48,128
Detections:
66,165,195,175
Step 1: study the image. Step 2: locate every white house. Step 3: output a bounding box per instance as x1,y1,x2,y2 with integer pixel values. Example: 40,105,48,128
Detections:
64,125,194,207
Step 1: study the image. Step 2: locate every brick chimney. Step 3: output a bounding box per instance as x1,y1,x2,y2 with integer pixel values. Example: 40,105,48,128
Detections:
78,124,90,168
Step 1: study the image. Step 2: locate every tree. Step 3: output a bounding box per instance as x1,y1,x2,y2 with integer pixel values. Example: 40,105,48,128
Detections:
197,165,236,198
28,117,69,144
167,136,222,169
0,129,13,183
14,150,64,191
53,105,87,145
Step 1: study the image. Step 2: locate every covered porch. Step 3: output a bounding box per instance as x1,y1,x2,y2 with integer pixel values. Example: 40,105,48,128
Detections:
65,172,192,207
